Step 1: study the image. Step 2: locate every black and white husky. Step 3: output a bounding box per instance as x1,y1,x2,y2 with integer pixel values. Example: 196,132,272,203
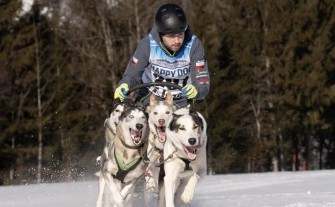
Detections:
96,101,149,207
160,108,207,207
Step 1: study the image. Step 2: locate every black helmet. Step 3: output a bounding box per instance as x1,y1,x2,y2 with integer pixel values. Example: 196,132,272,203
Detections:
155,3,188,34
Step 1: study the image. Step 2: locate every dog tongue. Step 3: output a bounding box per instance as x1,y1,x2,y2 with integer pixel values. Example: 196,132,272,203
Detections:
131,130,141,145
184,146,197,161
186,151,197,160
157,127,166,143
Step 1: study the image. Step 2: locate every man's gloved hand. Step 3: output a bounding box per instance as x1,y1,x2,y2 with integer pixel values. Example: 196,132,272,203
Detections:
181,84,198,99
114,83,129,102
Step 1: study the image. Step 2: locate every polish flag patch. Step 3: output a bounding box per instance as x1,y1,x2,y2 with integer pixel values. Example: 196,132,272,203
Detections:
196,60,205,71
131,56,138,67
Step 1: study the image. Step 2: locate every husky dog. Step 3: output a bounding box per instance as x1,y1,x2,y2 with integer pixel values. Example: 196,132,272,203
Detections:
161,108,207,207
96,99,124,171
145,92,176,192
105,99,125,140
96,102,149,207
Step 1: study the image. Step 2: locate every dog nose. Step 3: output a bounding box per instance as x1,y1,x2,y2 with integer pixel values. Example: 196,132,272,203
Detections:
188,138,197,145
158,119,165,126
136,124,143,130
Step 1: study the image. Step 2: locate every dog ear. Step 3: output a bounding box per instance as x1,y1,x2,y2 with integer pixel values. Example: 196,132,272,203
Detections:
108,98,122,117
165,92,173,105
189,108,198,117
150,93,158,106
123,99,134,111
125,99,134,105
135,102,146,112
113,98,122,106
190,109,204,131
169,113,181,131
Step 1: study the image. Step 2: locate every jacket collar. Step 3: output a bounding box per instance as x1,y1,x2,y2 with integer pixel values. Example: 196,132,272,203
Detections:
150,24,193,57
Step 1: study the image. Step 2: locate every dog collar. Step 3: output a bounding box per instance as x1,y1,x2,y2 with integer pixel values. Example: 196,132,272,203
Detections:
118,135,144,150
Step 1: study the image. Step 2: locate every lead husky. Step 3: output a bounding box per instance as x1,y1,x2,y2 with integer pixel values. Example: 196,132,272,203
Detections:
161,108,207,207
145,92,175,192
96,102,149,207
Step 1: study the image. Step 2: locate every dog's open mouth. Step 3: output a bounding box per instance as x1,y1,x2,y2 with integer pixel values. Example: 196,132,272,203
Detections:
182,144,198,161
130,129,142,146
155,126,166,143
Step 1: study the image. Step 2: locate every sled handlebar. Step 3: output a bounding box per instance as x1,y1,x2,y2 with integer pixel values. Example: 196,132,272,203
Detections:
126,82,194,107
126,82,183,95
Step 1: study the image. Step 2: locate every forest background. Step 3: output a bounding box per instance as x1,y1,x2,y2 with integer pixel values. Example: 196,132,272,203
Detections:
1,0,335,185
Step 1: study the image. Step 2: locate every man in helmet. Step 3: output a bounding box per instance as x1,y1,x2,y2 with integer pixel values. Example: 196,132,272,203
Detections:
114,3,210,108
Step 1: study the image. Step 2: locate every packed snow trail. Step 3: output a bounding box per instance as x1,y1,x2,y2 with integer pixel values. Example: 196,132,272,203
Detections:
0,170,334,207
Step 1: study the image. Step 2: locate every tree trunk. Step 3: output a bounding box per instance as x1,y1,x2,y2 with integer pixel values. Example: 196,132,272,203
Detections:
134,0,140,42
10,132,14,181
34,20,43,183
319,134,324,169
97,2,117,89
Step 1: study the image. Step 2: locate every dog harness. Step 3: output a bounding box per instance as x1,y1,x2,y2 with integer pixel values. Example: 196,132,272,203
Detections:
113,150,143,183
181,158,193,171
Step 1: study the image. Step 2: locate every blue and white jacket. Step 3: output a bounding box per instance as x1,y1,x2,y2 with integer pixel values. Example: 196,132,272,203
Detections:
118,25,210,107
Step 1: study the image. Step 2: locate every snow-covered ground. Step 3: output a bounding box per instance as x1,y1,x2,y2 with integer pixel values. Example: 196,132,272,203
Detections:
0,170,335,207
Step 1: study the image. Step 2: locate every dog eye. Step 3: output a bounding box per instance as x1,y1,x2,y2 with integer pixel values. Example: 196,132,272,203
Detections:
166,111,170,114
142,116,146,119
193,125,198,129
179,126,185,130
128,115,134,119
154,112,158,115
115,109,120,112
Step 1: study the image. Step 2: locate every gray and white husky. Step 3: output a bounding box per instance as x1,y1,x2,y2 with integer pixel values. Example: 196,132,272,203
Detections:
160,108,207,207
145,92,176,193
96,101,149,207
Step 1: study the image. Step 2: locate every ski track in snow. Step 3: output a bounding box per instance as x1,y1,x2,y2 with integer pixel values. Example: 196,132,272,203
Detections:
0,170,334,207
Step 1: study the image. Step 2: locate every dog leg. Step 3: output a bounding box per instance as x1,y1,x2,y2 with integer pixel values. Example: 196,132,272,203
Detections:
145,137,156,191
96,171,106,207
120,182,134,206
180,172,200,204
157,182,165,207
164,161,183,207
104,173,124,207
146,164,160,192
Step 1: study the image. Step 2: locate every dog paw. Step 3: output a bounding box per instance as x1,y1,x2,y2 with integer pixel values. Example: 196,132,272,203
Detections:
146,186,157,193
113,196,125,207
145,177,157,193
181,190,194,204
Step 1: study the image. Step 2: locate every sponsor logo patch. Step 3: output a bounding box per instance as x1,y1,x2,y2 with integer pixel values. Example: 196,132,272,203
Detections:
151,65,190,78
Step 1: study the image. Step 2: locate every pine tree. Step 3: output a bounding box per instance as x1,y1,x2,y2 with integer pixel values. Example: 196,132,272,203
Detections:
269,0,335,170
207,0,279,173
206,0,335,173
